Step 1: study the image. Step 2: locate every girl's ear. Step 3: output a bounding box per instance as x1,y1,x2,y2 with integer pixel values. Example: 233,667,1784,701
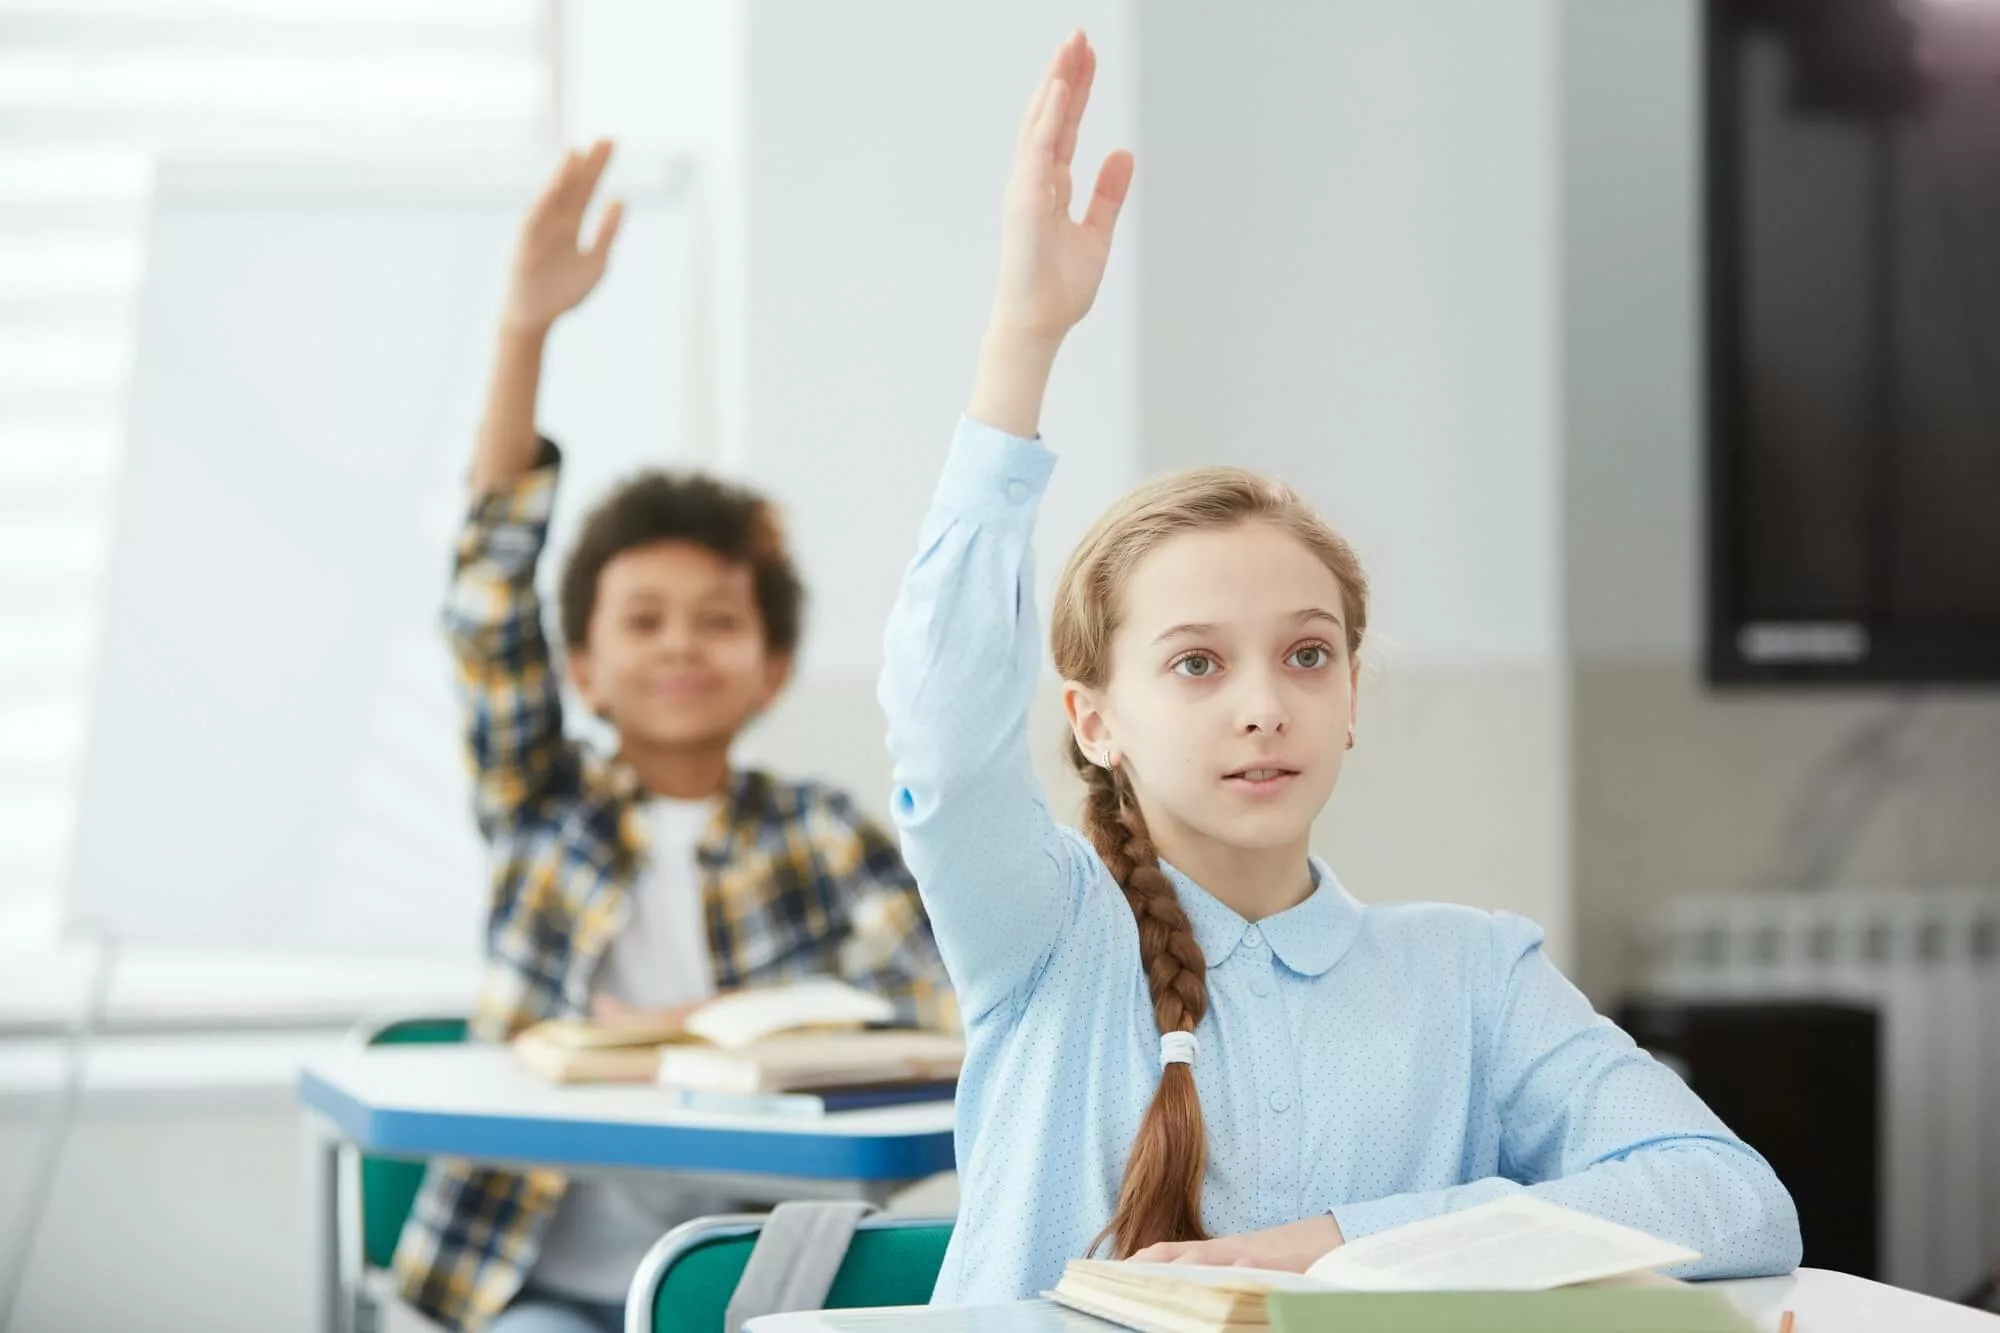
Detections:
1062,679,1116,767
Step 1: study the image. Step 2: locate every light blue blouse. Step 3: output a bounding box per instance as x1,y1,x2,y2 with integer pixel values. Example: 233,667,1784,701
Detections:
879,419,1802,1305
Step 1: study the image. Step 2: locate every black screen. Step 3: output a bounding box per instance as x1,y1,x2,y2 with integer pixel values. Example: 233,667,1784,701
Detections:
1707,0,2000,683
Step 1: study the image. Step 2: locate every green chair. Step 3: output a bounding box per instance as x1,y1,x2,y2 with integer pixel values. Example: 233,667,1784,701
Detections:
627,1213,955,1333
355,1016,469,1284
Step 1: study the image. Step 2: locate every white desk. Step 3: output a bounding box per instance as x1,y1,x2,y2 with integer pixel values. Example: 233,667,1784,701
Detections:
743,1271,2000,1333
298,1044,956,1333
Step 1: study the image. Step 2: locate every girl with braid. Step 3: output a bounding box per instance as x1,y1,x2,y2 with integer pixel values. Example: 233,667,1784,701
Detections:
880,30,1801,1306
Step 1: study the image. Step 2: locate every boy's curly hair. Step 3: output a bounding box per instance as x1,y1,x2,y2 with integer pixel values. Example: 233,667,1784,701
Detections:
558,471,804,655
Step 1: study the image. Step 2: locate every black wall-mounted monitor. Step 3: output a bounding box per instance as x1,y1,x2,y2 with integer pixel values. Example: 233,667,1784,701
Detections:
1706,0,2000,685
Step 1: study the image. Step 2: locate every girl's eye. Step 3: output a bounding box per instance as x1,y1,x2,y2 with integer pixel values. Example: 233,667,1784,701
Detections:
1172,653,1218,678
1288,643,1332,670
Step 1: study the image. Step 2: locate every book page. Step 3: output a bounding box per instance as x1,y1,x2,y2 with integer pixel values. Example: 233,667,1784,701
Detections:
686,979,895,1048
825,1303,1112,1333
1045,1285,1238,1333
1086,1261,1329,1295
1306,1195,1700,1292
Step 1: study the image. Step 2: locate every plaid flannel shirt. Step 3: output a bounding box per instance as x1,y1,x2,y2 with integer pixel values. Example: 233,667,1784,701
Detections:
391,441,951,1332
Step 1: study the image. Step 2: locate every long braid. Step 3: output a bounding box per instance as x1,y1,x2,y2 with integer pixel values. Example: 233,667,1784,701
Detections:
1070,736,1212,1257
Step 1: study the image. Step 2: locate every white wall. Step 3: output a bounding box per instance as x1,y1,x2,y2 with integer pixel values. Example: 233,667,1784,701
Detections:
1557,0,2000,1001
735,0,1142,680
560,0,747,477
1138,0,1573,951
1141,0,1563,665
1560,0,1703,663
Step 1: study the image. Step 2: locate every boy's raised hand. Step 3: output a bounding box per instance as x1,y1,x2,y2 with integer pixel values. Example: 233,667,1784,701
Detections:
990,31,1134,346
471,140,621,491
504,139,624,333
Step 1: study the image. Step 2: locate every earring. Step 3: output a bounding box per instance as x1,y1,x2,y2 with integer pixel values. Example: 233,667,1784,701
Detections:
1345,729,1355,751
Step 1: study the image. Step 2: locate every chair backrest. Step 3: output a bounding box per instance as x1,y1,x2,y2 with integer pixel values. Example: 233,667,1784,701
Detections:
358,1015,469,1270
629,1213,954,1333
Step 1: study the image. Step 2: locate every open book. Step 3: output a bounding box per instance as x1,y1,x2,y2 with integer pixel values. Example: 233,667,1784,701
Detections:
511,978,911,1084
1047,1196,1753,1333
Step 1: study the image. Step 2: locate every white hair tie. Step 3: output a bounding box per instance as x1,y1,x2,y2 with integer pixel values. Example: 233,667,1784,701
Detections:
1160,1030,1199,1068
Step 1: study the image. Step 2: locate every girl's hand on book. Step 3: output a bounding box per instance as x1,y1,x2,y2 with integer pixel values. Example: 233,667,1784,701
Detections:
1129,1214,1345,1272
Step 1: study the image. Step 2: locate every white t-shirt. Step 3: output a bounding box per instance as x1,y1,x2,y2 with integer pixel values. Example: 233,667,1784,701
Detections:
594,797,717,1008
529,795,731,1302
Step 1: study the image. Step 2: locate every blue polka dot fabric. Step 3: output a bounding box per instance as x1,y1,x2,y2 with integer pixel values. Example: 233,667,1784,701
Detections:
879,420,1802,1305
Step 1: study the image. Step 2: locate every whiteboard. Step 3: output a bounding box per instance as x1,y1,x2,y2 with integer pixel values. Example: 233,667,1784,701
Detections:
67,157,694,954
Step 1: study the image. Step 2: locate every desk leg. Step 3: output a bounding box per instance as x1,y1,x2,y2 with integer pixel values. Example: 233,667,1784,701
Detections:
337,1142,368,1333
305,1122,365,1333
305,1124,340,1333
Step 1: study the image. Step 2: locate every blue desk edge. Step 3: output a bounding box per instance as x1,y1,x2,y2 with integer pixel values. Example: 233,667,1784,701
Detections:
296,1067,955,1181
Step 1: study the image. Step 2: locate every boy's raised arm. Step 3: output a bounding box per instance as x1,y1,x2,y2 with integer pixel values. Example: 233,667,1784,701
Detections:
446,142,623,839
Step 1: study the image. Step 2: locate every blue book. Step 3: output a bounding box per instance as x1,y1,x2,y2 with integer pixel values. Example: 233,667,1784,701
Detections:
660,1079,957,1119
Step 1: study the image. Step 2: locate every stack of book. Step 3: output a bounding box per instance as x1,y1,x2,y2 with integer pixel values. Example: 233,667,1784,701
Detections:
510,978,960,1118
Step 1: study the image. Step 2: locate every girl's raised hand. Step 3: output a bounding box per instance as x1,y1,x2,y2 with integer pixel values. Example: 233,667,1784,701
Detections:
987,30,1134,347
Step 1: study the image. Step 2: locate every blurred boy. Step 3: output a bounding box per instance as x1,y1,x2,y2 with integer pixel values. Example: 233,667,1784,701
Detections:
392,140,951,1333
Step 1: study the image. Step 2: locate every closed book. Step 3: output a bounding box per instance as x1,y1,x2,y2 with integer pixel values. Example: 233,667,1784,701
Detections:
512,1027,665,1084
658,1079,957,1119
655,1030,965,1094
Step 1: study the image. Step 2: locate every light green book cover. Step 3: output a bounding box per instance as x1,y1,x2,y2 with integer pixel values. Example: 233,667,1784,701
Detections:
1266,1287,1758,1333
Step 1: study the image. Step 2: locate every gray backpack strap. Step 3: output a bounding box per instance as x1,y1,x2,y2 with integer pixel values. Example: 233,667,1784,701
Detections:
724,1201,880,1333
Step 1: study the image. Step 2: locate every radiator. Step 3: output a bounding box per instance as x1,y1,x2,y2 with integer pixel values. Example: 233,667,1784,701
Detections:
1638,888,2000,1298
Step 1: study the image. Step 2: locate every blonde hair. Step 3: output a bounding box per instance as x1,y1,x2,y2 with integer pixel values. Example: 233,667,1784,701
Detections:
1050,467,1368,1258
